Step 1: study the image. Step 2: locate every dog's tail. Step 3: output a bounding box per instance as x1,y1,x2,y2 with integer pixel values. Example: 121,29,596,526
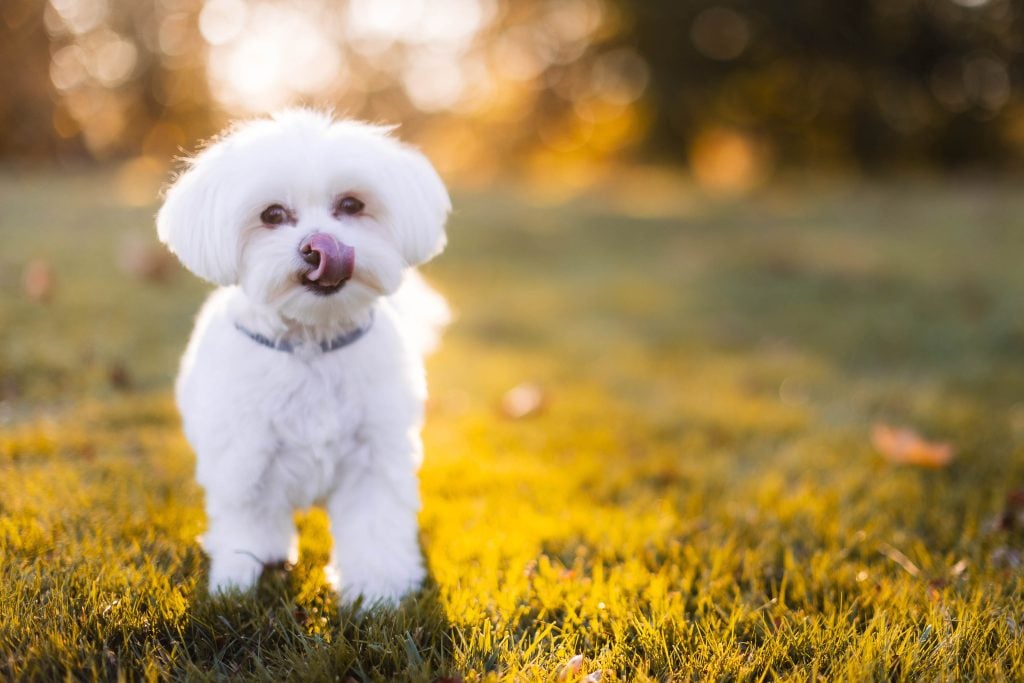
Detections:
389,270,451,356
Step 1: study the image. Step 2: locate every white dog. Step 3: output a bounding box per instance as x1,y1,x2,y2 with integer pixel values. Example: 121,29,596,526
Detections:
156,109,450,605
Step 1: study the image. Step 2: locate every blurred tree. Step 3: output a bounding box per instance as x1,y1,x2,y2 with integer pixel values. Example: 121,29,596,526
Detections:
44,0,217,160
618,0,1024,170
3,0,1024,175
0,0,65,159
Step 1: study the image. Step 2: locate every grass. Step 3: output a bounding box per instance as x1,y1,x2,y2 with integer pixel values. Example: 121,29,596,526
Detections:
1,168,1023,680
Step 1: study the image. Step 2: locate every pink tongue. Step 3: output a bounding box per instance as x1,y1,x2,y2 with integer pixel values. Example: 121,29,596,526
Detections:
303,233,355,286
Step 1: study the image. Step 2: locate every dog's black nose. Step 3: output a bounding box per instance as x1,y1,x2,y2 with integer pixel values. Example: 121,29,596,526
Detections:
301,246,320,267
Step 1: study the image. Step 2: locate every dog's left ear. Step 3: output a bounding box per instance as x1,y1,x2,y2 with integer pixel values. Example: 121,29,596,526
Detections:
387,144,451,267
156,142,241,286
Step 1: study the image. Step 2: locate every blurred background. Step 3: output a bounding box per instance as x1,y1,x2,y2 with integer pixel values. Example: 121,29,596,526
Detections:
4,0,1024,194
3,6,1024,677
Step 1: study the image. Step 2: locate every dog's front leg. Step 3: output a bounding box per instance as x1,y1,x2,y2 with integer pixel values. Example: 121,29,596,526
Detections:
202,488,298,595
327,441,425,607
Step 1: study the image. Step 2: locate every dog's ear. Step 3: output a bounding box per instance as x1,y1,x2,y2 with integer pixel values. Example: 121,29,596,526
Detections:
156,143,240,286
387,144,451,267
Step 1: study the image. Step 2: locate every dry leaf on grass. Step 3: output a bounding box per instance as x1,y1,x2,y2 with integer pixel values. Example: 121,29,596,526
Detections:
995,489,1024,532
500,382,546,419
871,423,955,468
108,362,133,392
558,654,585,681
117,235,179,282
23,259,54,302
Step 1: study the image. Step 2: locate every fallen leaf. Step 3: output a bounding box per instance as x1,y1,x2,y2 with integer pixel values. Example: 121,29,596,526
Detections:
23,259,54,302
108,362,133,391
996,489,1024,532
950,558,969,578
73,440,96,461
871,423,954,468
558,654,584,681
117,234,179,282
500,382,546,419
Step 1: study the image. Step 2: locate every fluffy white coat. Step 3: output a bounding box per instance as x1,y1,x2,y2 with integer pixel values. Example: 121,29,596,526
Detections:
156,110,450,605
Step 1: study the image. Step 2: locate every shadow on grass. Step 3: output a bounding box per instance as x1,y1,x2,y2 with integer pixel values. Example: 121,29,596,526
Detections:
174,519,456,680
175,574,454,680
4,522,455,681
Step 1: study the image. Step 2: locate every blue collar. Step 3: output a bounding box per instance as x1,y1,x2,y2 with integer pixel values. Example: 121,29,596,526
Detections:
234,310,375,353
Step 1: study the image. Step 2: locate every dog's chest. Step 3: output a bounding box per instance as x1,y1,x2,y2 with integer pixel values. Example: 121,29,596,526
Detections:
265,358,367,502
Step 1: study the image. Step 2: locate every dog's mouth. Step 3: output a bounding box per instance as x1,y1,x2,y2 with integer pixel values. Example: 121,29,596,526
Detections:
301,278,346,296
299,232,354,296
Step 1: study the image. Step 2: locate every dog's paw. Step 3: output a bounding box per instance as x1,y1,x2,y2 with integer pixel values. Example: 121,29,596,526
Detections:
337,561,426,609
207,552,263,595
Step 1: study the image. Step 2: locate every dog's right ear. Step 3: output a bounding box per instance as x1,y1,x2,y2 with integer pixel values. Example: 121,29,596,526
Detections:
156,143,241,286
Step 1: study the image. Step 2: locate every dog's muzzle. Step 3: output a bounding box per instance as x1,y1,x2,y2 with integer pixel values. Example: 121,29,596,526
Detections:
300,232,355,293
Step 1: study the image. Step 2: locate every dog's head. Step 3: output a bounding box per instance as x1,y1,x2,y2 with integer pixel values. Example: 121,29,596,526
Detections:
157,109,449,324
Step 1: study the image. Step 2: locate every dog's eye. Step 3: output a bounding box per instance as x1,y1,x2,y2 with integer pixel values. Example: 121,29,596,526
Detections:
335,196,365,216
260,204,291,226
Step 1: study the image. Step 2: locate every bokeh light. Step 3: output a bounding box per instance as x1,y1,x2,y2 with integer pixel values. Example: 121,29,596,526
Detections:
689,127,772,194
690,7,750,62
37,0,647,191
206,3,347,113
0,0,1020,185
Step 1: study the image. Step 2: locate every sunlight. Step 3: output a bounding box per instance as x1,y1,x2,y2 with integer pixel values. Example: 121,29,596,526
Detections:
345,0,426,44
689,126,773,194
201,0,493,115
91,32,137,87
415,0,491,46
46,0,108,35
345,0,489,47
50,29,137,92
206,3,345,113
44,0,646,177
198,0,247,46
401,48,467,112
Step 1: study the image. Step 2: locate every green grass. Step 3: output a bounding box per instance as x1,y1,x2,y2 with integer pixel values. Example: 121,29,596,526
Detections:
1,168,1024,680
